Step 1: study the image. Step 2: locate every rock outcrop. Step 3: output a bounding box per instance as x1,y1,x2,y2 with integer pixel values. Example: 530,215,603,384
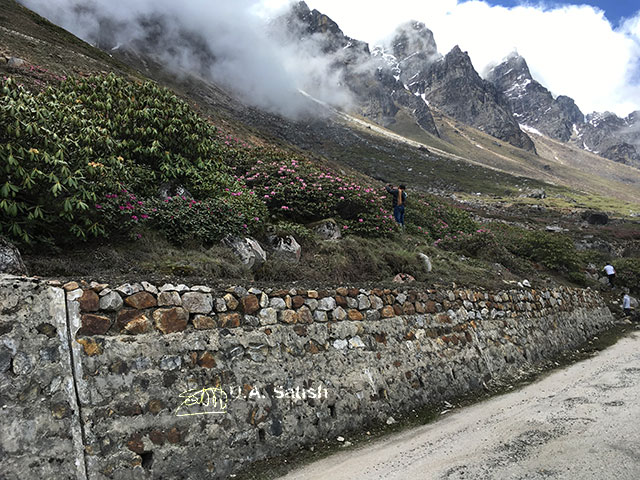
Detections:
487,53,640,168
486,53,584,142
408,46,535,151
222,236,267,270
579,112,640,168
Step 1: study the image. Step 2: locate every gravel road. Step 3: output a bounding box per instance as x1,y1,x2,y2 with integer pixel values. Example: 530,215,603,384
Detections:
281,331,640,480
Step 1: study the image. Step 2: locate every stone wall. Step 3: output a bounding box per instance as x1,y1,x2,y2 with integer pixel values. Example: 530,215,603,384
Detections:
0,276,614,479
0,276,86,480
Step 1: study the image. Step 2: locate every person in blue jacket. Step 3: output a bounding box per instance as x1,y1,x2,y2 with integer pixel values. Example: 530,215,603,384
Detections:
386,184,407,228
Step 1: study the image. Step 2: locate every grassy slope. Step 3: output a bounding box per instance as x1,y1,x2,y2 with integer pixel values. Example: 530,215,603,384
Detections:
382,106,640,207
0,0,138,82
4,0,637,212
2,0,639,290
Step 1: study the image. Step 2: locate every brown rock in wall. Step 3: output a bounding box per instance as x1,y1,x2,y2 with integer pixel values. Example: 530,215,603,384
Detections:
78,314,111,335
198,352,216,369
124,315,152,335
381,306,395,318
335,295,348,308
127,433,145,455
76,337,103,356
403,303,416,315
125,292,157,309
241,295,260,315
193,315,216,330
153,308,189,334
425,301,437,313
117,309,147,331
218,313,242,328
78,290,100,312
292,295,305,309
280,310,299,324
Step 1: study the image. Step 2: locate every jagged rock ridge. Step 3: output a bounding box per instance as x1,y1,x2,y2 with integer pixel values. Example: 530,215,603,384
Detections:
279,3,440,137
487,52,640,168
486,53,583,142
283,5,535,151
404,44,535,152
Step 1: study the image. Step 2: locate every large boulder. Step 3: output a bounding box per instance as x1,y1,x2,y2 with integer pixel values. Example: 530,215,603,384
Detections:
418,253,432,272
268,235,301,264
7,57,26,68
308,219,341,241
222,236,267,270
0,237,27,275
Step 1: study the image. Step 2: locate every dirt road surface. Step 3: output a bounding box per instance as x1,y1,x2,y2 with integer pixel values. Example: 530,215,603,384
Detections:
281,331,640,480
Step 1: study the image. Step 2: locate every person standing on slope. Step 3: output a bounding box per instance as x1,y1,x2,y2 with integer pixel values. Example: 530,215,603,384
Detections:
622,291,632,317
603,263,616,286
386,184,407,228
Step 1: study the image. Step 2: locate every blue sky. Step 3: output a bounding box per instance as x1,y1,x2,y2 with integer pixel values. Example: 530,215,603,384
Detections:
473,0,639,27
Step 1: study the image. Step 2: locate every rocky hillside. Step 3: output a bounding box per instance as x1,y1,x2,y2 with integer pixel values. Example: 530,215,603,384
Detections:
579,111,640,168
282,5,535,152
284,1,638,169
487,52,640,168
485,52,584,143
278,3,440,138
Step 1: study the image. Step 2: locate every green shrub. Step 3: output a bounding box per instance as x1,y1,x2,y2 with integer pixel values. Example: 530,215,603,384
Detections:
612,257,640,291
0,74,262,244
435,228,501,257
269,221,314,244
144,196,266,245
235,151,397,237
492,224,580,272
410,197,477,241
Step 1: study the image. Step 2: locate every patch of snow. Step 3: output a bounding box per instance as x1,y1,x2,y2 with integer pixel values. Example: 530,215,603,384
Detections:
581,141,598,154
519,124,543,136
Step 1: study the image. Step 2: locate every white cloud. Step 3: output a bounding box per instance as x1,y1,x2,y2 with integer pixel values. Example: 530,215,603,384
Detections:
263,0,640,117
19,0,640,118
19,0,354,119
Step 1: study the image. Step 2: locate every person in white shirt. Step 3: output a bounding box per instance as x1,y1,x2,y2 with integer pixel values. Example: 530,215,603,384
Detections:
623,292,632,316
603,264,616,286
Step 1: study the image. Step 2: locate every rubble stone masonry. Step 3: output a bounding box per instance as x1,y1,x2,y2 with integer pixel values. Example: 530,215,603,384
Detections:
0,275,614,479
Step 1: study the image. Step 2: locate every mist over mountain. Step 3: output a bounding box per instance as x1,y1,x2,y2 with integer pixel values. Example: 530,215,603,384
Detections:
17,0,640,166
19,0,356,119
